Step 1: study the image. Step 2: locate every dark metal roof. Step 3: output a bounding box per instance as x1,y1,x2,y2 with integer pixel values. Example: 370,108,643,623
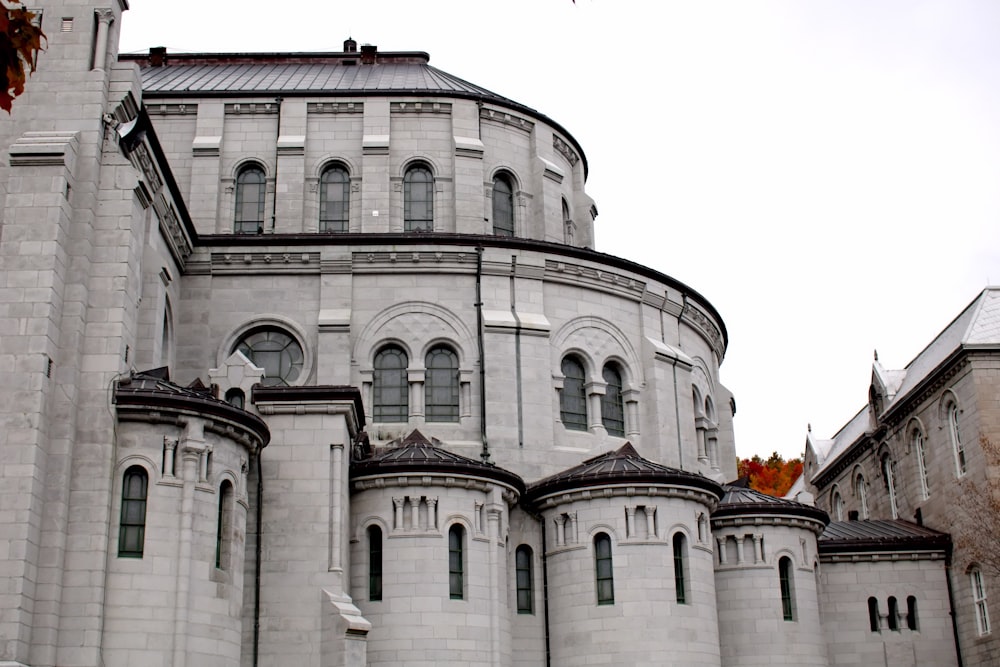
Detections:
819,519,951,554
525,443,724,502
713,483,829,524
350,430,525,494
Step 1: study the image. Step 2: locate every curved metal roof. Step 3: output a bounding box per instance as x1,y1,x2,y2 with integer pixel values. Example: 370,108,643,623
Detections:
713,482,828,524
819,519,950,554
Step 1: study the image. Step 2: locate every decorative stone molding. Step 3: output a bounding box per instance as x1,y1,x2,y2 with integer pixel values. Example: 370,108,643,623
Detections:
308,102,363,114
9,131,79,168
225,102,279,115
545,260,646,299
553,134,579,166
210,251,320,274
480,107,534,134
148,103,197,116
391,101,451,114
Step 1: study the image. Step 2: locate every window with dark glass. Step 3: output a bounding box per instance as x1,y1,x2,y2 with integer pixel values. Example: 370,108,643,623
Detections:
492,173,514,236
906,595,918,631
234,327,304,387
373,345,408,422
320,164,350,232
949,402,966,476
515,545,533,614
119,466,148,557
601,363,625,437
215,480,233,569
425,346,459,422
404,163,433,232
369,525,383,601
779,556,795,621
673,533,688,604
224,388,245,410
235,165,266,234
594,532,614,605
887,596,899,631
560,356,587,431
868,596,880,631
449,524,464,599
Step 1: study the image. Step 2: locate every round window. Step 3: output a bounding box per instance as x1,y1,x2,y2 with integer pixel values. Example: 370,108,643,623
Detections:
234,328,304,386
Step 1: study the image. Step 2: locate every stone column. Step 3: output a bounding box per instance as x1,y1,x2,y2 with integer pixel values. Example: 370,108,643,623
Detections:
92,9,114,71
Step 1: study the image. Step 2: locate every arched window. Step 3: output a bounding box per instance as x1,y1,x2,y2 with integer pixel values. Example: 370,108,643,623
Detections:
779,556,795,621
562,198,573,244
913,428,930,499
492,173,514,236
449,524,465,599
887,596,899,631
234,164,266,234
673,533,688,604
224,388,245,410
118,466,148,557
594,532,614,605
425,346,459,422
368,525,383,601
881,453,898,519
373,345,408,422
868,596,880,631
856,473,869,519
971,566,991,636
234,327,304,387
948,402,966,476
560,356,587,431
601,363,625,437
404,163,434,232
515,545,533,614
906,595,918,631
830,488,844,521
160,297,173,368
215,480,233,569
319,163,350,232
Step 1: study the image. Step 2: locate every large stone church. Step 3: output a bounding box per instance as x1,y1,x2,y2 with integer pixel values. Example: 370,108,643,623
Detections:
0,2,996,665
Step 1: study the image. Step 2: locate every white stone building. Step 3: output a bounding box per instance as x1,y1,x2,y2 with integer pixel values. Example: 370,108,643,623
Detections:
0,1,990,665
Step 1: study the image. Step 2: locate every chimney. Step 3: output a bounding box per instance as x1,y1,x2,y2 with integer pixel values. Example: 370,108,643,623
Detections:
343,37,357,53
149,46,167,67
360,44,377,65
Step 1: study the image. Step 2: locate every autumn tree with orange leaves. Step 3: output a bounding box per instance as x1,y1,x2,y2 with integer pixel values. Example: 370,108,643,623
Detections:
737,452,803,498
0,2,45,112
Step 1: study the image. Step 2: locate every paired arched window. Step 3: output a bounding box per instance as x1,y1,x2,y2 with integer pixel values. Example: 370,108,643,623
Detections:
425,346,459,422
368,525,383,601
492,173,514,236
234,164,266,234
601,363,625,437
404,163,434,232
449,524,465,599
913,427,930,499
855,473,869,519
673,533,688,604
594,532,614,605
118,466,148,558
778,556,795,621
515,545,533,614
881,453,898,519
948,402,966,476
560,356,588,431
320,163,350,232
215,480,233,570
373,345,409,422
971,566,991,636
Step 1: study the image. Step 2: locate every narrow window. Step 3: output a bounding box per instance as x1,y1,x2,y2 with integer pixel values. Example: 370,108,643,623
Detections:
515,545,533,614
831,489,844,521
492,173,514,236
234,165,266,234
673,533,688,604
449,524,465,599
562,198,574,244
560,356,587,431
949,403,966,476
215,480,233,569
160,298,173,368
224,388,245,410
368,525,383,601
868,596,880,632
594,533,614,605
972,567,991,636
907,595,918,631
404,163,433,232
882,454,898,519
319,164,350,232
779,556,795,621
913,429,930,498
887,596,899,631
373,345,408,422
425,346,459,422
601,363,625,437
856,474,869,519
118,466,148,557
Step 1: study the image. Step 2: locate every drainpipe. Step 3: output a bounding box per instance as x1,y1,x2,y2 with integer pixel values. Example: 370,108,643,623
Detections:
253,451,264,667
945,550,964,667
269,97,283,233
476,245,490,463
540,518,551,667
510,255,524,448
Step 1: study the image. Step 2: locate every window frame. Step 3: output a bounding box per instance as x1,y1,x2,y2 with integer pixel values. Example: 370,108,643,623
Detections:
403,163,434,232
881,453,898,519
215,480,233,570
118,465,149,558
515,545,533,614
425,345,459,423
856,473,869,519
234,326,305,387
368,525,383,601
234,164,266,234
319,163,350,233
948,402,966,476
560,355,588,431
972,567,991,636
673,532,688,604
492,172,515,236
449,524,465,600
594,532,615,605
906,595,919,631
601,363,625,437
913,428,930,499
373,345,409,423
779,556,796,621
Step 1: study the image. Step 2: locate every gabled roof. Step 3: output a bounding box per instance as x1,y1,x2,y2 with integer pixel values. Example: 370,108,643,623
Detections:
819,519,950,555
525,442,723,502
714,483,828,525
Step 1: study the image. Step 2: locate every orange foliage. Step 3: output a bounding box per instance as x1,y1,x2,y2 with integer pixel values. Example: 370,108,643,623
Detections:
0,3,45,113
737,452,803,498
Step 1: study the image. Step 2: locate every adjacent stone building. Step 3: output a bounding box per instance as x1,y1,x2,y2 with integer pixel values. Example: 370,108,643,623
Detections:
0,1,992,665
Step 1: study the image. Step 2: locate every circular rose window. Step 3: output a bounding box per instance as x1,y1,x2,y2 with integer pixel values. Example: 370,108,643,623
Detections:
234,328,304,386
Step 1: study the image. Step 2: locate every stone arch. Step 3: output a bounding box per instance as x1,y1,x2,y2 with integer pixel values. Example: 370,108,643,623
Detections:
550,316,640,384
354,301,474,371
355,515,391,544
217,315,313,386
313,155,358,179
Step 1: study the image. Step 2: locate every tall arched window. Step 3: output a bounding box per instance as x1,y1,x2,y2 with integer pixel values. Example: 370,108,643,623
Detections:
913,428,930,499
856,473,869,519
404,163,434,232
425,346,459,422
368,525,383,601
118,466,148,558
234,164,266,234
831,488,844,521
160,297,173,368
492,173,514,236
594,532,614,605
971,566,991,636
673,533,688,604
601,363,625,437
562,198,574,244
560,356,587,431
515,545,533,614
373,346,408,422
779,556,796,621
215,480,233,570
887,596,900,631
868,596,880,631
881,453,898,519
319,163,350,232
449,524,465,599
948,402,966,476
906,595,918,631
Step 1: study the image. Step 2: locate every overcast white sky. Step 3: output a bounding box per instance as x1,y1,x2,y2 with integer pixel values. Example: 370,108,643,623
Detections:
119,1,1000,460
